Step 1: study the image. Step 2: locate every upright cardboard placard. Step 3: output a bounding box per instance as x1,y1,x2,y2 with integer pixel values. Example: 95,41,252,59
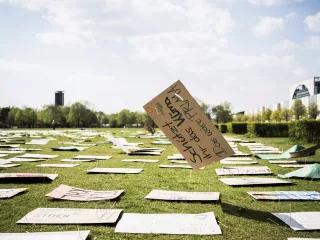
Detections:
144,80,234,169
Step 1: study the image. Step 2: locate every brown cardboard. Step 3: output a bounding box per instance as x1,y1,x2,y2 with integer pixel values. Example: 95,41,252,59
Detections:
144,80,234,169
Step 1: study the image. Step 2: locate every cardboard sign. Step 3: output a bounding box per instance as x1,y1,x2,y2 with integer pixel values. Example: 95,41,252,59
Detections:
279,164,312,168
0,164,20,168
87,168,143,174
61,159,95,162
26,139,51,145
272,212,320,231
248,191,320,201
8,157,46,162
0,188,27,198
160,164,193,169
0,230,90,240
37,164,79,168
51,146,86,151
122,159,159,163
0,154,8,157
73,155,111,160
220,160,257,165
17,208,123,224
215,166,272,176
219,177,291,186
115,212,222,235
144,80,233,169
46,184,124,201
0,173,58,181
17,153,58,159
145,189,220,201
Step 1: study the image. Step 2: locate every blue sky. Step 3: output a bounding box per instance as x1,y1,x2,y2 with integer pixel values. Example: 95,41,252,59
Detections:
1,0,320,113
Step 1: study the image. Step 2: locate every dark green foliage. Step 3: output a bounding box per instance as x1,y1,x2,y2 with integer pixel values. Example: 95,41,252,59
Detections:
289,120,320,143
227,122,247,134
248,122,289,137
219,124,228,133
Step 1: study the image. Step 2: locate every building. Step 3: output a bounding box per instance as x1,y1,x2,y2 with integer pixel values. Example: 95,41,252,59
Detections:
55,91,64,106
289,76,320,107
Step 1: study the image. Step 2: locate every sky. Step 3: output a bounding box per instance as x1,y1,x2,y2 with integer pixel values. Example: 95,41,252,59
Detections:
1,0,320,114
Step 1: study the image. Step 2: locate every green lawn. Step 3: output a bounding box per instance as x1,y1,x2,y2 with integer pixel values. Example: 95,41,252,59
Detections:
1,129,320,240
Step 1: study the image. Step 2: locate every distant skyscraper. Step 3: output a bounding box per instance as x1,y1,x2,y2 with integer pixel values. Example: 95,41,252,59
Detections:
55,91,64,106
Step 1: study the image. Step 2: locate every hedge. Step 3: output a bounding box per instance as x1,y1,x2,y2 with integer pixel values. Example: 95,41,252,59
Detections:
219,124,228,133
227,122,247,134
289,120,320,143
248,122,289,137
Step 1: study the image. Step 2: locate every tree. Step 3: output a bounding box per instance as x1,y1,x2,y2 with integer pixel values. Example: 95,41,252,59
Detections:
23,108,37,127
262,108,272,122
0,107,11,127
271,109,281,122
281,108,291,121
67,102,88,127
291,99,306,120
211,102,232,123
308,102,318,119
118,109,131,127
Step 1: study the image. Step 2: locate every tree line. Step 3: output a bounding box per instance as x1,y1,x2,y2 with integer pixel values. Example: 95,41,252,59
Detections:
0,102,152,128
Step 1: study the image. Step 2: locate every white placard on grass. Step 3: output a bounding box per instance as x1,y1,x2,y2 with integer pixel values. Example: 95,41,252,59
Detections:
0,164,20,168
122,159,159,163
145,189,220,201
160,164,193,169
0,173,58,181
279,164,312,168
73,155,111,160
248,191,320,200
17,208,123,224
0,188,27,198
61,159,95,162
0,230,90,240
273,212,320,231
87,168,143,174
269,160,297,164
215,166,271,176
17,153,58,159
8,157,46,162
219,177,291,186
37,164,79,168
46,184,124,201
115,212,221,235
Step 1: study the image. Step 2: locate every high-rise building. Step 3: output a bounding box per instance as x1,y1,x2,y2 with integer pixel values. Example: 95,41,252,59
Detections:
55,91,64,106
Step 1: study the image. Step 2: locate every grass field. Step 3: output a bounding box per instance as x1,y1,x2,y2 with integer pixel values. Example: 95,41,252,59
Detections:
1,128,320,240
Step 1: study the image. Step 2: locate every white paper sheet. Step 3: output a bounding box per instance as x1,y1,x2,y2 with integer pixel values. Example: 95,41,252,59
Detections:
219,177,291,186
61,159,95,162
145,189,220,201
8,157,46,162
215,166,271,176
17,208,123,224
0,164,20,168
0,173,58,181
0,188,27,198
273,212,320,231
0,230,90,240
46,184,124,201
73,155,111,160
87,168,143,174
248,191,320,200
26,139,51,145
37,164,79,168
17,153,58,159
115,212,222,235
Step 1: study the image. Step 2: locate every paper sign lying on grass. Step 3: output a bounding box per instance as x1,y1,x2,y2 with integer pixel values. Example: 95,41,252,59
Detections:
0,173,58,181
145,189,220,201
272,212,320,231
279,164,312,168
215,166,272,176
219,177,291,186
269,160,297,164
17,208,123,224
0,188,27,198
87,168,143,174
0,230,90,240
61,159,95,162
0,154,8,157
220,160,257,165
223,157,254,161
73,155,111,160
122,159,159,163
144,80,234,169
37,164,79,168
0,150,24,154
17,153,58,159
52,146,86,151
8,157,46,162
160,164,193,169
115,212,221,235
26,139,51,145
248,191,320,200
0,164,20,168
288,238,320,240
46,184,124,201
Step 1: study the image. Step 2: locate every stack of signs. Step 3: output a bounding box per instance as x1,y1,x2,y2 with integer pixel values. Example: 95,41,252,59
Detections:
215,166,272,176
248,191,320,200
17,208,123,224
145,189,220,201
144,80,234,169
0,188,27,199
115,212,222,235
87,168,143,174
272,212,320,231
46,184,124,201
0,231,90,240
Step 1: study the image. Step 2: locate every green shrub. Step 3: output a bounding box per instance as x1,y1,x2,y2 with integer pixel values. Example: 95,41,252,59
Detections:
227,122,247,134
289,120,320,143
248,122,288,137
220,124,228,133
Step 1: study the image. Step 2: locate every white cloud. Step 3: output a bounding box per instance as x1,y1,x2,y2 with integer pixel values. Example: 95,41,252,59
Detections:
304,35,320,49
248,0,304,6
253,16,285,36
274,39,298,51
0,58,47,73
305,12,320,32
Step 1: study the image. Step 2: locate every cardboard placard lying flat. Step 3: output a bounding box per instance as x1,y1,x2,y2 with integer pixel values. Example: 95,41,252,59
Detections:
0,188,27,198
288,238,320,240
248,191,320,200
115,212,221,235
17,208,123,224
279,164,312,168
73,155,111,160
8,157,46,162
17,154,58,159
0,230,90,240
46,184,124,201
269,160,297,164
145,189,220,201
215,166,272,176
220,160,258,165
37,164,79,168
0,154,8,157
122,159,159,163
160,164,193,169
144,80,233,169
0,164,20,168
51,146,86,151
26,139,51,145
272,212,320,231
61,159,95,162
87,168,143,174
219,177,291,186
0,173,58,181
223,157,254,161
